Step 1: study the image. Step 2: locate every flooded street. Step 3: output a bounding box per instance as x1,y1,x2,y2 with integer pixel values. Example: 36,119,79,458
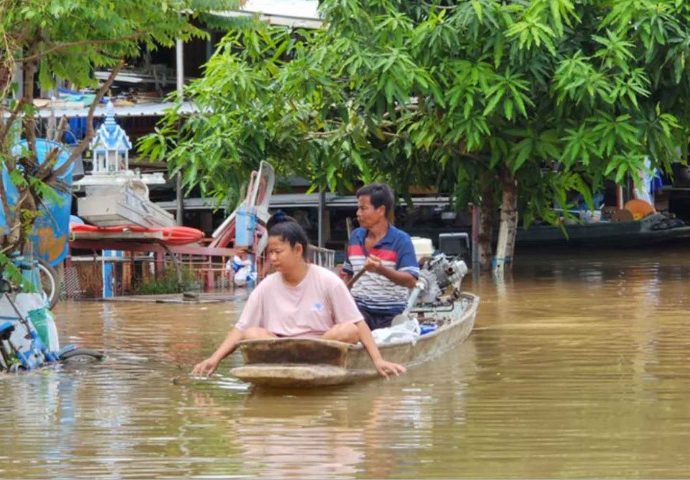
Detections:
2,246,690,478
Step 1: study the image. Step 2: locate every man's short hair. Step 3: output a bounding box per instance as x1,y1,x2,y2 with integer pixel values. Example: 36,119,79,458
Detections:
356,183,395,216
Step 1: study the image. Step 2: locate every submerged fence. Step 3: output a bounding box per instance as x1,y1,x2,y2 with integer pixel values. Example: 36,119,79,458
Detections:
61,244,337,299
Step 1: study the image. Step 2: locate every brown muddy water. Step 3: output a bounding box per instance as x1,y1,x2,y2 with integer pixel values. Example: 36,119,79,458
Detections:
1,246,689,478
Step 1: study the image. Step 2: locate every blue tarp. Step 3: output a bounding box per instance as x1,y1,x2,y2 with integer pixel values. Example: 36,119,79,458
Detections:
1,139,75,266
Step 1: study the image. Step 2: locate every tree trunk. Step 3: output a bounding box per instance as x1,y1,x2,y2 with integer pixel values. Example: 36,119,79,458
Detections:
477,171,495,271
502,171,518,263
493,169,518,275
0,58,124,253
21,58,37,160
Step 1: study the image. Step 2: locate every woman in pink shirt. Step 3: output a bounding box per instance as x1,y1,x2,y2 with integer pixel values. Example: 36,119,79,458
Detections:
192,214,406,379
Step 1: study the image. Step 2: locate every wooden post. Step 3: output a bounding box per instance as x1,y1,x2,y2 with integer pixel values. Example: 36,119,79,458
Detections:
176,39,184,98
175,39,185,226
469,203,480,270
318,188,326,248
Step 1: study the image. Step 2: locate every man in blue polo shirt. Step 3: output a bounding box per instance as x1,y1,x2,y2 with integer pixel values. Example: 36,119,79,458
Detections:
342,183,419,330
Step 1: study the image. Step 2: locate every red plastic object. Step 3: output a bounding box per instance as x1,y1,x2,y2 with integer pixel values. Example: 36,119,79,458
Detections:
70,224,204,246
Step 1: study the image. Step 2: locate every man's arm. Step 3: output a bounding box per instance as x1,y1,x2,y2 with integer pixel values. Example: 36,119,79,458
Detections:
341,244,354,282
363,254,417,289
338,264,353,282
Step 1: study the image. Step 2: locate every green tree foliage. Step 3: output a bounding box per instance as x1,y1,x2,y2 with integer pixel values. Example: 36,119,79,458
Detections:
145,0,690,253
0,0,238,269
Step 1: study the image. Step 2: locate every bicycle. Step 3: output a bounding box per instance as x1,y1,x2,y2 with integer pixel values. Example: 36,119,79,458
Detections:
37,259,59,309
0,253,104,372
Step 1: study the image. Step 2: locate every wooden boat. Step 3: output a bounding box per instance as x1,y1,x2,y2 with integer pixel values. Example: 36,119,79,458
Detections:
230,292,479,388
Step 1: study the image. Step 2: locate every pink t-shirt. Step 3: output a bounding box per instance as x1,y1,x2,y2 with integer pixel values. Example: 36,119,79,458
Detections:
235,265,364,337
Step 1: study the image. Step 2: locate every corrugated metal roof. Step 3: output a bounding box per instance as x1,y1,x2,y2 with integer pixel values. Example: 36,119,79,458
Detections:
243,0,320,19
156,194,451,211
213,0,322,28
24,101,198,119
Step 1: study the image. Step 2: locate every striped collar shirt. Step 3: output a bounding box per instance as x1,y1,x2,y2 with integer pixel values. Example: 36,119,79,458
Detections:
343,225,419,315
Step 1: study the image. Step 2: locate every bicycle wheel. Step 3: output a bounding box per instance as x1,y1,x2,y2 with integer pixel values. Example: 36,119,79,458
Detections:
59,348,105,365
37,260,60,309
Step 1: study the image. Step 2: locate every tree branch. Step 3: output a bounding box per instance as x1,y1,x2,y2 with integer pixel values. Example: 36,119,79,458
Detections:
21,33,147,62
0,98,27,148
15,188,35,249
34,147,59,180
20,39,40,166
0,167,13,229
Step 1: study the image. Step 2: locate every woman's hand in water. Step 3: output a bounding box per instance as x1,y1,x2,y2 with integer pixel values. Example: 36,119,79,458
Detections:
374,358,406,379
192,357,220,377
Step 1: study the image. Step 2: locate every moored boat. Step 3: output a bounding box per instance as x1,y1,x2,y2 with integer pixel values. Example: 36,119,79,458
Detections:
516,212,690,247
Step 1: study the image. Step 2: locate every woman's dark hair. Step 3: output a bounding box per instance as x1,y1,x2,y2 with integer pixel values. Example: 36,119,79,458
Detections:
356,183,394,216
267,211,309,259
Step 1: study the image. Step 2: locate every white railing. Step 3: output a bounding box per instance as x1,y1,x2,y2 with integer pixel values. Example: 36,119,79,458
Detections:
307,245,335,270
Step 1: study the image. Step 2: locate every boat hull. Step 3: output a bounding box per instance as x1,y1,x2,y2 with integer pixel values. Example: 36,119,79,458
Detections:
516,213,690,247
78,186,175,228
230,292,479,387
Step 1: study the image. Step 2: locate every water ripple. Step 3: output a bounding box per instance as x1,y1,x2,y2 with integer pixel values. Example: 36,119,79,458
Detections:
2,246,690,477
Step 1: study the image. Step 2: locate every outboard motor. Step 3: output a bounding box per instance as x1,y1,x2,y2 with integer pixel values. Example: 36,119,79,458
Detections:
427,254,468,290
417,253,468,305
390,252,470,330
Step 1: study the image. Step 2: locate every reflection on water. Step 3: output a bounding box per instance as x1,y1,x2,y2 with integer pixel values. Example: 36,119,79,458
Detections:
1,246,690,478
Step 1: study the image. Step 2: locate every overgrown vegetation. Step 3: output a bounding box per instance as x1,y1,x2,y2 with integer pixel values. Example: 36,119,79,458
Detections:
0,0,239,276
143,0,690,271
130,266,199,295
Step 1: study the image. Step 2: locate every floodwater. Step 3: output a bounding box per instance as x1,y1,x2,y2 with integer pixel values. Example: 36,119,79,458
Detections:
2,246,690,478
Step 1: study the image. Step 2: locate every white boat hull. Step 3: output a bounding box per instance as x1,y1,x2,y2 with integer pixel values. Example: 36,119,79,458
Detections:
78,184,175,228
